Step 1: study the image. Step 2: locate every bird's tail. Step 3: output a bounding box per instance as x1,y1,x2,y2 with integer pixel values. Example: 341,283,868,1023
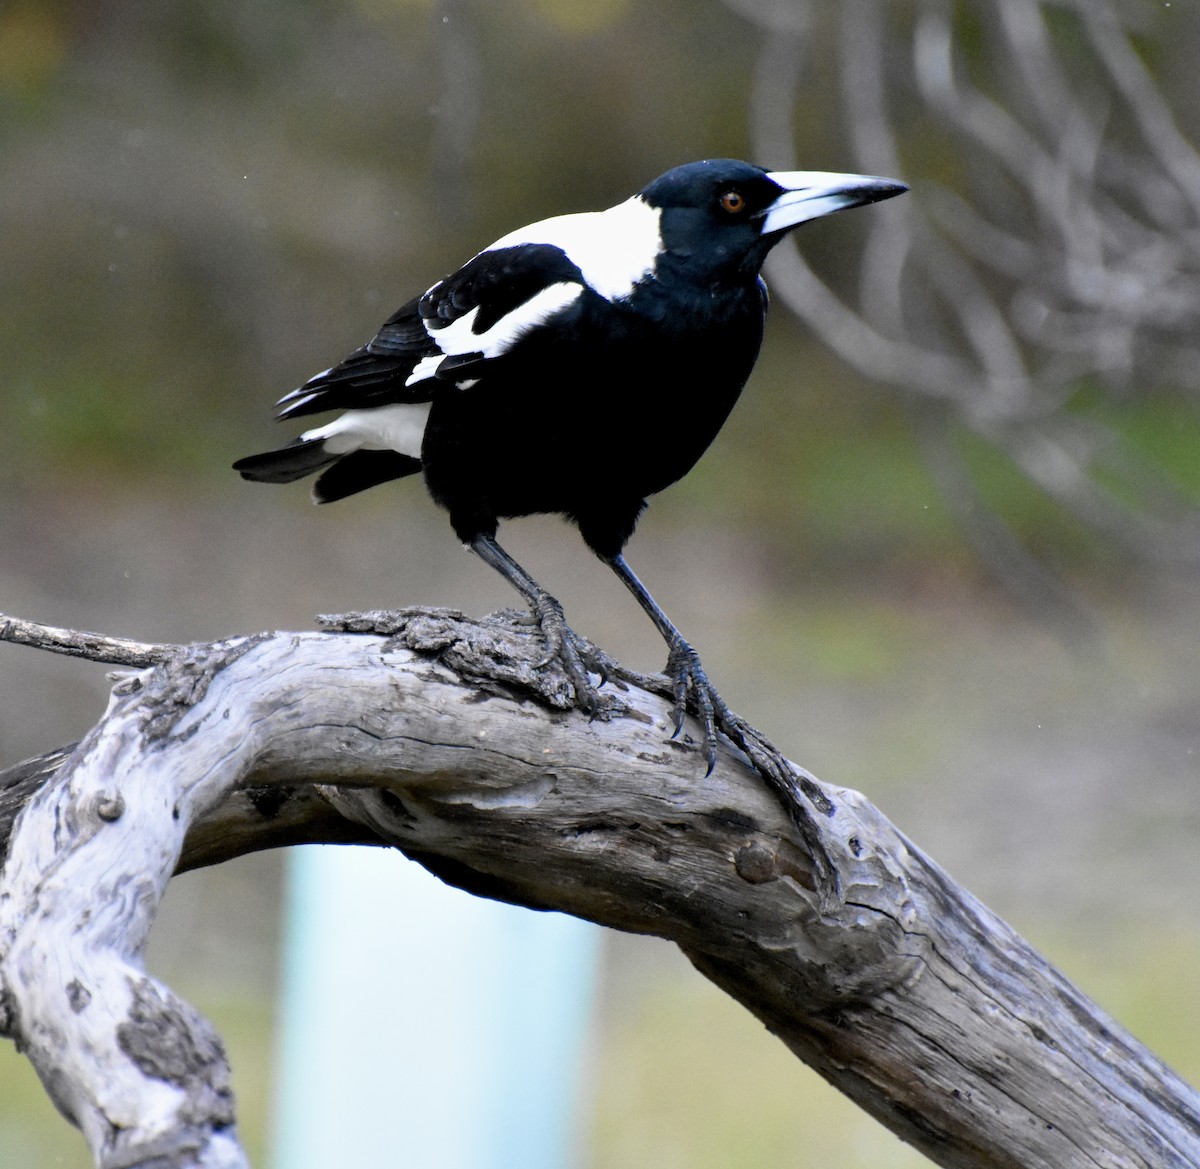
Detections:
233,440,422,503
233,438,338,484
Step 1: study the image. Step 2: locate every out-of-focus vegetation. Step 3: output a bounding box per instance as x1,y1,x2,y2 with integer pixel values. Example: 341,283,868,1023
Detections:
2,2,1199,1166
5,1,1200,583
1,0,762,480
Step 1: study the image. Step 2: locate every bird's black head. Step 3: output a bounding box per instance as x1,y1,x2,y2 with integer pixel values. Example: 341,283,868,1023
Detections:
638,158,907,282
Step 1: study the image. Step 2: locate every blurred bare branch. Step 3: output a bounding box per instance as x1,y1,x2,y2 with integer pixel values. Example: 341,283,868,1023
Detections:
733,0,1200,596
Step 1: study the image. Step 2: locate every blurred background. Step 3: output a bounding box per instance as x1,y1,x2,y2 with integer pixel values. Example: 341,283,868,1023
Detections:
2,0,1200,1164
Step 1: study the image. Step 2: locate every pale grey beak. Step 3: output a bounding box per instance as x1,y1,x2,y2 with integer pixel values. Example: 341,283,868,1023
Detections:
760,170,908,235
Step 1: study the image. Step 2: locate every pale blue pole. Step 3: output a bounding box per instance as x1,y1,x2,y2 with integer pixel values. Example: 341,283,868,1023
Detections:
270,845,600,1169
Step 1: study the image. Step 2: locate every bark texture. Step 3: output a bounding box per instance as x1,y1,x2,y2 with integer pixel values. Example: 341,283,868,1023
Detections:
0,607,1197,1169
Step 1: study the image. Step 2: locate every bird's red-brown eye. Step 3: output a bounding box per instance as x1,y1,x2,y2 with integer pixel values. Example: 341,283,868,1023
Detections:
719,190,747,214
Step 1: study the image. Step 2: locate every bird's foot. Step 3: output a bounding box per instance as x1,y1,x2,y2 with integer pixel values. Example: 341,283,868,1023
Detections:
663,637,839,897
526,594,620,716
663,637,722,773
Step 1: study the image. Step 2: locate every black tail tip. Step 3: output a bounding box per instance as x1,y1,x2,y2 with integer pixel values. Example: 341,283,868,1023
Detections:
232,440,337,484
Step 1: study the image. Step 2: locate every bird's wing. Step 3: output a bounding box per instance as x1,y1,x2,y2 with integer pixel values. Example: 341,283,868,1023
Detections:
276,243,588,422
410,243,588,381
275,295,434,420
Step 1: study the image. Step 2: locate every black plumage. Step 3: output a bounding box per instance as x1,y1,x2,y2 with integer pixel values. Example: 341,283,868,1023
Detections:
236,158,906,772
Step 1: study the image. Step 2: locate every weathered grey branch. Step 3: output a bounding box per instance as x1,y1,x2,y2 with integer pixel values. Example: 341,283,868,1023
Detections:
1,608,1198,1169
0,612,176,668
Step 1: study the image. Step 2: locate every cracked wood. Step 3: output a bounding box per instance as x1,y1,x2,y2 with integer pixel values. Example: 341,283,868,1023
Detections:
0,608,1197,1169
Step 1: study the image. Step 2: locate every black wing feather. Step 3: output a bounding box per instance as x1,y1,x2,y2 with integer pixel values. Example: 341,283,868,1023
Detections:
421,245,582,333
275,243,585,423
275,296,435,421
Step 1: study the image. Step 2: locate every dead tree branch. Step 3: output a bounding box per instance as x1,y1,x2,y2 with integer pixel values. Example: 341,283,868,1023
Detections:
0,608,1198,1169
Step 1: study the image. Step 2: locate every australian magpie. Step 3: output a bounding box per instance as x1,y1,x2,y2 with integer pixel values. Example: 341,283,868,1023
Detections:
235,158,906,780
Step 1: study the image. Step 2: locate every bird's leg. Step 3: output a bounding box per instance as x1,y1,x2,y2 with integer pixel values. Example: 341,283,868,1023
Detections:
470,534,602,712
599,552,724,770
600,552,837,890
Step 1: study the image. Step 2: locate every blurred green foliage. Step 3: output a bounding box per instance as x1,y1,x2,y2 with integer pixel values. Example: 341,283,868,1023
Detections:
590,925,1200,1169
0,993,274,1169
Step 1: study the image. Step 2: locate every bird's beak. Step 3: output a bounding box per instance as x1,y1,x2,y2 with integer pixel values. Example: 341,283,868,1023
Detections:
759,171,908,235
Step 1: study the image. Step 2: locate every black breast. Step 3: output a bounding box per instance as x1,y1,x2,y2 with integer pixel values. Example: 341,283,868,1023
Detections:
420,278,766,546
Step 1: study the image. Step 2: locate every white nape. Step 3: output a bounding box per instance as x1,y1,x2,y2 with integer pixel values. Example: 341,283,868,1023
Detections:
302,402,433,459
487,196,663,302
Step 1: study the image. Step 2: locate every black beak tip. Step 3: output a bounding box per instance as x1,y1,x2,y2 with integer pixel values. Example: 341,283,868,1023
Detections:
868,179,909,204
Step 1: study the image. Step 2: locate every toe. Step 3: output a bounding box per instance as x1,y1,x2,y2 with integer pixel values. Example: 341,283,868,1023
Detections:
529,602,601,714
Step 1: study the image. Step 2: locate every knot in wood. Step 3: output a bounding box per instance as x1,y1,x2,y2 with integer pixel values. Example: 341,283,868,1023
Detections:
94,793,126,823
735,840,814,891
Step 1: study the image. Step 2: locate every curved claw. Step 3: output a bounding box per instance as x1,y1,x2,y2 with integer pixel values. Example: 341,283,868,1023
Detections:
656,633,840,900
527,595,603,715
666,649,693,739
669,683,689,739
664,638,720,771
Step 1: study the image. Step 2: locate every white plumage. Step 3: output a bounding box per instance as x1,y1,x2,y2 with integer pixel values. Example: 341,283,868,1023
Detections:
405,280,584,389
486,196,663,302
301,402,433,459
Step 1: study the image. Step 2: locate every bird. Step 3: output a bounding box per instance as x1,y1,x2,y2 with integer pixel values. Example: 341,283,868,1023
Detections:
235,158,906,778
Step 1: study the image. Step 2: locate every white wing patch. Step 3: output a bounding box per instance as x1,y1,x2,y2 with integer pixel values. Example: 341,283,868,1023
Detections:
302,402,432,459
407,280,583,386
406,354,444,386
487,196,663,302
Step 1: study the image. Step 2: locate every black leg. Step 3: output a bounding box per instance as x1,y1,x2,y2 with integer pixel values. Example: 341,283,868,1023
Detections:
600,552,724,771
470,533,600,712
600,551,838,892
